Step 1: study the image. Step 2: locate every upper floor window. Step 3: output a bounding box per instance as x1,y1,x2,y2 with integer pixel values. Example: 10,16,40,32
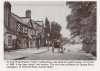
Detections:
23,26,28,33
32,29,36,36
17,23,23,32
17,23,21,32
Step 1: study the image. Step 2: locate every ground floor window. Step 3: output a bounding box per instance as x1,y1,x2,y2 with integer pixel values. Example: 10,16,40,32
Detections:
8,35,12,46
30,40,32,45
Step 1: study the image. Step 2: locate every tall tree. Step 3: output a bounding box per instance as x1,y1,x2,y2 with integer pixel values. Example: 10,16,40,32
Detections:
45,17,50,36
44,17,50,46
66,2,96,56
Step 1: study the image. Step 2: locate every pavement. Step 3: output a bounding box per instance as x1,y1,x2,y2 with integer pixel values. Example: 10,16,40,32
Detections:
4,47,51,60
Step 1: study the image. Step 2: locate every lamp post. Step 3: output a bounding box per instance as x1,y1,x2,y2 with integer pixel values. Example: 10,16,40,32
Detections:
47,34,50,51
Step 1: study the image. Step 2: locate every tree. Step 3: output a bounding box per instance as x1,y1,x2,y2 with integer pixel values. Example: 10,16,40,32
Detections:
44,17,50,46
66,2,96,56
50,21,62,40
45,17,50,35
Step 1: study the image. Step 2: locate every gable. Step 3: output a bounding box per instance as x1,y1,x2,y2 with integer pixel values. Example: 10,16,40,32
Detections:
27,19,33,28
21,18,33,28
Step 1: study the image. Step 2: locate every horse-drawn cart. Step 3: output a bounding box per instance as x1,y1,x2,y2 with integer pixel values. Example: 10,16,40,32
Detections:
52,39,64,53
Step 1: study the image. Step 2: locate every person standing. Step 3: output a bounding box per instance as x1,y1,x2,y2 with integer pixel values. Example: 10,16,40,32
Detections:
60,40,64,53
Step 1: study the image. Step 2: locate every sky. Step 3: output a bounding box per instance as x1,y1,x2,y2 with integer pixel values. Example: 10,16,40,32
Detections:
10,1,71,39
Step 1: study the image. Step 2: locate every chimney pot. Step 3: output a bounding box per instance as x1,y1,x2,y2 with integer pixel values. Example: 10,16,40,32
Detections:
26,10,31,18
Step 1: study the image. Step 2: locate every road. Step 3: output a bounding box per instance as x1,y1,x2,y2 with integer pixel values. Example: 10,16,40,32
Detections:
23,44,96,60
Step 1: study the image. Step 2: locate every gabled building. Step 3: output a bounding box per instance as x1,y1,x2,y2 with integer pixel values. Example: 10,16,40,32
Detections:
11,13,29,49
34,21,45,47
4,2,17,50
20,10,36,48
4,2,36,50
11,11,36,48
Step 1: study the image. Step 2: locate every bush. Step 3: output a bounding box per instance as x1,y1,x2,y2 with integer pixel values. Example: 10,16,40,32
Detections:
82,43,96,56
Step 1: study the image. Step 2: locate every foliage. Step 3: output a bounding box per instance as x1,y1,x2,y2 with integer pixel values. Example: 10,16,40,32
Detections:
66,1,96,43
66,2,96,55
50,21,62,39
45,17,50,36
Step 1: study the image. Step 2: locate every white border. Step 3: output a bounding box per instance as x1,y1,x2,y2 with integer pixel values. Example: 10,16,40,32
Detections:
0,0,100,71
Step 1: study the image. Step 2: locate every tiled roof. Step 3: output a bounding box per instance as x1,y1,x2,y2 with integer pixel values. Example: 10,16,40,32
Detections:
11,13,33,28
11,13,26,24
34,21,43,26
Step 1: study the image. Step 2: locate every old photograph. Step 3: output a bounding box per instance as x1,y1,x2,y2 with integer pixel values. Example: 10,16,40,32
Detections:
4,1,96,60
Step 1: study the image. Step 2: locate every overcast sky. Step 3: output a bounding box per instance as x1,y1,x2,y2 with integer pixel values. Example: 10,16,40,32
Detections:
10,1,71,38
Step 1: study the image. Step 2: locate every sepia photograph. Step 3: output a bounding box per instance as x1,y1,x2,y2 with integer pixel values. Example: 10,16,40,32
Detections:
4,1,96,60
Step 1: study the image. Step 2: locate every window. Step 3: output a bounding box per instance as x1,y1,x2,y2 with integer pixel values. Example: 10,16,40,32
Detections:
34,30,36,36
8,35,12,46
31,29,33,35
32,30,36,36
20,26,23,32
17,23,21,32
24,27,28,33
32,29,34,35
30,41,32,45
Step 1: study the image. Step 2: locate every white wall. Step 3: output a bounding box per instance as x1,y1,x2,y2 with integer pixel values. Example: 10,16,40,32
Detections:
4,33,17,48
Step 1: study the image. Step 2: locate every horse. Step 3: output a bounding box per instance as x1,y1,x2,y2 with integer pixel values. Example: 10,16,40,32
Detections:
52,40,63,53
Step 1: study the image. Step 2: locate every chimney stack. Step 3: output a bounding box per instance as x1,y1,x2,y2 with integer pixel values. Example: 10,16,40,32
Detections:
26,10,31,18
4,1,11,27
